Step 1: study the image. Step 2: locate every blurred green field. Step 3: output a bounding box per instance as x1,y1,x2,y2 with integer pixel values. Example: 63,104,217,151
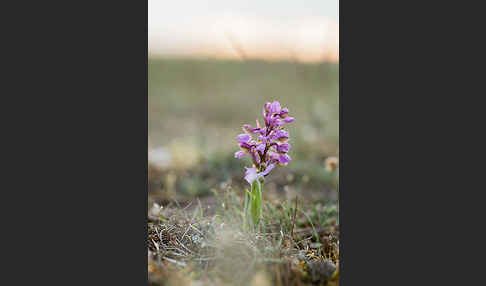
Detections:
149,59,338,156
149,58,339,201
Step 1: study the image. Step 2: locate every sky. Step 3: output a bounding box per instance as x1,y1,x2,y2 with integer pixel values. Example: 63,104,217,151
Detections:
148,0,339,62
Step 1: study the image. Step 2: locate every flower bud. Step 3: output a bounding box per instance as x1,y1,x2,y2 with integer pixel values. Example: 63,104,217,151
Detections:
264,102,271,113
270,101,281,114
279,108,289,118
243,124,253,133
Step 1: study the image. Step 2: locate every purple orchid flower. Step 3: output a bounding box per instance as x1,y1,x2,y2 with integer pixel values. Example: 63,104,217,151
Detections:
235,100,295,185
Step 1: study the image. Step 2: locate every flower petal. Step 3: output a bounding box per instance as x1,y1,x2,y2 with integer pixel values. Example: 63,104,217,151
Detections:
265,112,272,126
278,154,291,165
269,151,280,161
239,142,252,151
277,143,291,153
256,143,266,153
261,163,275,176
258,135,269,144
283,117,295,123
238,133,251,143
271,117,284,127
244,167,259,184
234,150,247,159
273,130,289,140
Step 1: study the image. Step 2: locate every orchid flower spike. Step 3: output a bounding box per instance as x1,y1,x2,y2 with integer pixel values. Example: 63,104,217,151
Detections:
235,100,295,185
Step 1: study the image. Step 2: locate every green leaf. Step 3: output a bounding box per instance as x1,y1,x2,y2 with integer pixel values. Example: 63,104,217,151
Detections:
250,179,262,226
243,188,250,213
243,188,250,227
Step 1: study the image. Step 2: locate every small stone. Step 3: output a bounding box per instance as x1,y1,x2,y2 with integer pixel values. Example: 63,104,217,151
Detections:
306,259,336,284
